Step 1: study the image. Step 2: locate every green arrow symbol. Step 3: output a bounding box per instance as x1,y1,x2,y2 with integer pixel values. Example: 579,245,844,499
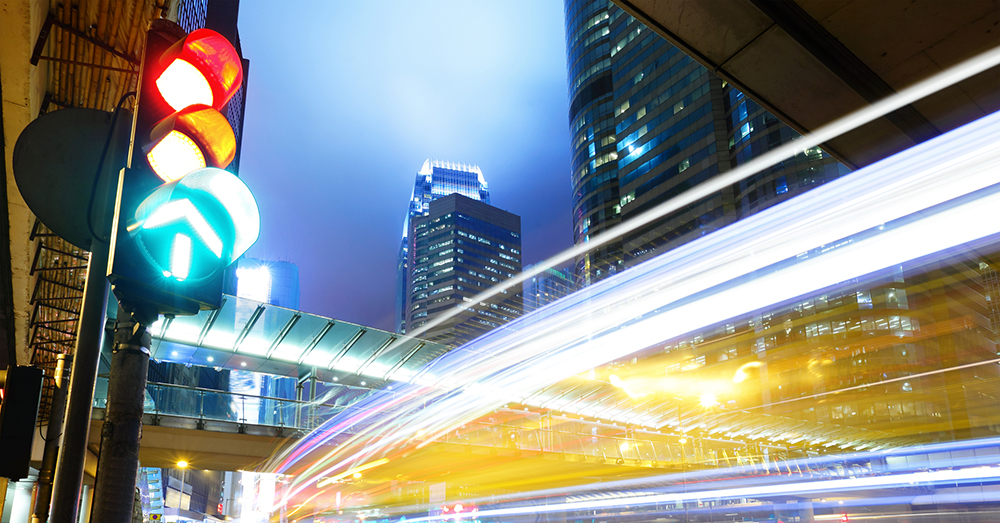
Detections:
142,198,223,258
169,233,192,280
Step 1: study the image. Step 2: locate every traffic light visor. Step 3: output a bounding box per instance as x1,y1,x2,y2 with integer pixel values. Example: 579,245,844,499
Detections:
145,105,236,182
157,28,243,112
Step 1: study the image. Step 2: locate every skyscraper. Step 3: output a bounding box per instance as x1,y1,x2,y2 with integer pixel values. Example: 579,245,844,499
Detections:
396,160,491,333
523,264,578,313
564,0,847,283
404,193,523,347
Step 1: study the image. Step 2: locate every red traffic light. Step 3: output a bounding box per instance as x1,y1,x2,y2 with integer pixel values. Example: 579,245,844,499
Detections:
144,105,236,182
156,28,243,112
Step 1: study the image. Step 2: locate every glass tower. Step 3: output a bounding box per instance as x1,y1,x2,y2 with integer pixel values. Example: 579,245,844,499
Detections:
564,0,847,282
523,265,578,313
405,193,522,347
396,160,491,333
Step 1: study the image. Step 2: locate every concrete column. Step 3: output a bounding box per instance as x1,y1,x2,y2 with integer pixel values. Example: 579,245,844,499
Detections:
2,478,11,522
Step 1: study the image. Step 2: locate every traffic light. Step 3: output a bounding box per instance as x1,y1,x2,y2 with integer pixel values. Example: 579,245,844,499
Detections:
0,365,43,480
108,20,257,316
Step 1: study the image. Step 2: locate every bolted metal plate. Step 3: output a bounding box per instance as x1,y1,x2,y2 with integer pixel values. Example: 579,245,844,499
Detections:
13,107,132,250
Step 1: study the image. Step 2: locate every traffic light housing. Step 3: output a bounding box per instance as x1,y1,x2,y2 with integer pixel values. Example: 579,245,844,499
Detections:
0,365,43,480
111,167,258,313
108,20,257,316
132,22,241,185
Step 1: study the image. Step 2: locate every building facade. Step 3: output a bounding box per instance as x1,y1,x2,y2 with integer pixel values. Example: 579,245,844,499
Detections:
396,160,491,333
523,265,578,313
405,194,523,347
564,0,847,283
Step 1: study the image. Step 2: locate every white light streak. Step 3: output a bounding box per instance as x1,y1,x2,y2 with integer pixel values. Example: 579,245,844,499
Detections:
266,45,1000,508
405,466,1000,521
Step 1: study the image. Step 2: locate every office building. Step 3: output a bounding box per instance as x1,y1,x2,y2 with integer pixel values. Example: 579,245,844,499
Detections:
396,160,492,333
565,0,847,284
523,265,578,312
405,193,523,347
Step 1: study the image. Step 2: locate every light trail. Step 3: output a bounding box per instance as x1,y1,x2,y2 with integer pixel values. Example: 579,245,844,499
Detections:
403,466,1000,521
266,108,1000,507
266,106,1000,509
263,46,1000,511
381,435,1000,514
392,434,1000,520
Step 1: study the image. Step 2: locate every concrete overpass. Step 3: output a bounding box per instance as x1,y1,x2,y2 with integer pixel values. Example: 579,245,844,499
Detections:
613,0,999,169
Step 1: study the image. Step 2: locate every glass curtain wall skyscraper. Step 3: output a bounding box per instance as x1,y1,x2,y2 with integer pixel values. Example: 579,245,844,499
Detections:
565,0,847,283
396,160,491,333
523,265,578,313
405,194,523,347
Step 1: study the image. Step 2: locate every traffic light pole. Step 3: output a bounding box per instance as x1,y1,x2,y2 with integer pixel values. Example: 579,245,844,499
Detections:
90,303,155,522
49,243,110,523
30,353,71,523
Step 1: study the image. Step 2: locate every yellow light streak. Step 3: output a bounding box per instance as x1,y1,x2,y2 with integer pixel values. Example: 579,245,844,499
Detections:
700,393,718,408
733,361,762,383
316,458,389,488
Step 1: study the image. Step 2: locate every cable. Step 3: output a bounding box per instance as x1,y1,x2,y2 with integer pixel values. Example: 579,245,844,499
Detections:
86,91,136,242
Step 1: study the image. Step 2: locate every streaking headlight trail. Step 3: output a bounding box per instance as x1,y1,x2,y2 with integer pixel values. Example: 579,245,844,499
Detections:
266,48,1000,512
268,109,1000,506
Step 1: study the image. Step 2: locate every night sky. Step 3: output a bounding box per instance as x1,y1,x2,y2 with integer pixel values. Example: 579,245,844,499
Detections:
236,1,572,331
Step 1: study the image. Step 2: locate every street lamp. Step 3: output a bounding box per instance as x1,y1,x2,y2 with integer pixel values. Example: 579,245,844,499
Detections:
177,460,189,510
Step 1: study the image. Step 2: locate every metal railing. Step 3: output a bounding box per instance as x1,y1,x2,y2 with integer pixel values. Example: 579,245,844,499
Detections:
92,377,379,433
438,420,783,470
91,379,831,473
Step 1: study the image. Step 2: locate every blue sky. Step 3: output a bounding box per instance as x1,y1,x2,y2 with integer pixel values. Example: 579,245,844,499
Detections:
237,1,572,330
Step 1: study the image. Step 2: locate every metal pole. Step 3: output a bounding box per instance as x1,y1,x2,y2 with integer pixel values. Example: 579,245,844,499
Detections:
309,371,317,428
31,353,72,523
89,304,154,522
294,380,303,427
77,485,93,523
49,243,110,523
178,468,186,510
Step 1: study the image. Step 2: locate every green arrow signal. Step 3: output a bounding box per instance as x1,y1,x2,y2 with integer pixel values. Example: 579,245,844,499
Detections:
168,233,192,280
141,198,223,258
